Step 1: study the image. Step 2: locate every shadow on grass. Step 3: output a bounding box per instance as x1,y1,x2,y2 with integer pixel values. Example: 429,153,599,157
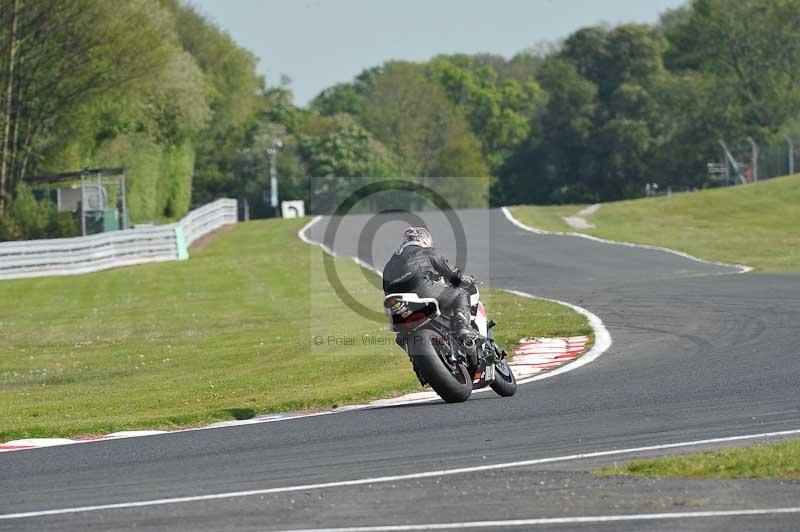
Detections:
224,408,256,420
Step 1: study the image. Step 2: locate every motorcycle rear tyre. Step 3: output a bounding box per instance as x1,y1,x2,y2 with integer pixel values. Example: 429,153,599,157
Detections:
407,328,472,403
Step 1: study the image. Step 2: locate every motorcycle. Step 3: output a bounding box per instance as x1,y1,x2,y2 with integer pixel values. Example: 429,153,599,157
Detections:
384,279,517,403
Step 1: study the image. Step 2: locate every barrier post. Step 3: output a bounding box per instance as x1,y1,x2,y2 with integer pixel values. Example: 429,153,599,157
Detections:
80,172,87,236
747,137,758,182
174,226,189,260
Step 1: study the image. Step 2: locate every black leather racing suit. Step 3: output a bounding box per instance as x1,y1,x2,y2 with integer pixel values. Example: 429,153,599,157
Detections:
382,245,472,336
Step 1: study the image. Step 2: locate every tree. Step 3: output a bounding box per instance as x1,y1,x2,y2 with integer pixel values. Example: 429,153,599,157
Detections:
230,123,307,218
162,0,265,206
657,5,692,36
562,24,664,102
427,55,543,169
494,22,676,204
594,119,652,199
299,116,397,178
0,183,76,240
664,0,800,137
297,116,399,213
561,26,611,93
36,1,212,223
309,66,381,117
362,62,488,178
0,0,177,214
492,57,599,203
605,25,664,91
650,71,737,188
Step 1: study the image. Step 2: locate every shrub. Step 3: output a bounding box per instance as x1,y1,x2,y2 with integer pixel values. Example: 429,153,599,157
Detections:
0,184,79,242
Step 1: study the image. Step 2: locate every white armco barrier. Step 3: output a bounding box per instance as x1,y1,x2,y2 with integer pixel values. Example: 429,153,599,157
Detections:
0,198,237,280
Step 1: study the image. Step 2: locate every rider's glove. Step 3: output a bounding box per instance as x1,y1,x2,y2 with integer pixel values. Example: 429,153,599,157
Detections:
459,274,476,287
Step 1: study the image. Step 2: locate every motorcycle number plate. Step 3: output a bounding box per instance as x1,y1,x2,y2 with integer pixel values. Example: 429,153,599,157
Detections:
484,364,495,381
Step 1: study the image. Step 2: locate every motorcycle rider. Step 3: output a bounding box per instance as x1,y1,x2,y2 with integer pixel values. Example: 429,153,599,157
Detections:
383,227,478,361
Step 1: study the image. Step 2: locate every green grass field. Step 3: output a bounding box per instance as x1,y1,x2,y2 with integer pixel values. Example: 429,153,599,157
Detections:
510,174,800,272
596,440,800,480
0,218,591,442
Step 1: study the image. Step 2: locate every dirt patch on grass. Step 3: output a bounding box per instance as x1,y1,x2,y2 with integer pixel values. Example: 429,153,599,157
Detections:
189,224,237,253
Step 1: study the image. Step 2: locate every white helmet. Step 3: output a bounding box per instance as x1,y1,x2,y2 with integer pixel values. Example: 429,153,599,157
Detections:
399,226,433,250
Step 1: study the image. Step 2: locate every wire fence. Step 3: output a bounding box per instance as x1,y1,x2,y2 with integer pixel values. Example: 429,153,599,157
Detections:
756,139,798,180
715,137,798,185
643,138,797,198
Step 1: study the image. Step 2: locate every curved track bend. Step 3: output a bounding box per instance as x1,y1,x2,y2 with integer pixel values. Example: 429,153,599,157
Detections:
1,208,799,531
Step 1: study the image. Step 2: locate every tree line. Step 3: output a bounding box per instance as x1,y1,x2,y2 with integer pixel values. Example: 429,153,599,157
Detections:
495,0,800,204
2,0,799,240
239,0,800,213
0,0,263,239
303,0,800,207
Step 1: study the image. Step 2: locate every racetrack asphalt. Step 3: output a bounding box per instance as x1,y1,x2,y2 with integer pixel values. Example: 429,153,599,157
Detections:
1,208,799,531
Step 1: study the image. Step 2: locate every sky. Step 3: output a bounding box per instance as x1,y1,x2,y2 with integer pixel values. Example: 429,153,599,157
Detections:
192,0,687,107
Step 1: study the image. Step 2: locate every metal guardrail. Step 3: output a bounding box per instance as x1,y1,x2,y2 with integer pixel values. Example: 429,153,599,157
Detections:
0,198,237,280
179,198,238,247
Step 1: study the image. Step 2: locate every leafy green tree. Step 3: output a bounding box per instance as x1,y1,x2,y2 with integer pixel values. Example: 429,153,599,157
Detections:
299,116,397,178
594,119,652,199
517,58,599,203
605,25,665,91
0,184,77,240
664,0,800,137
657,5,692,36
0,0,178,215
263,83,303,134
42,2,212,222
309,83,365,117
432,133,490,180
562,24,664,101
650,71,739,188
163,0,265,206
143,50,211,145
561,26,612,93
427,55,543,168
230,123,307,218
495,23,674,204
309,66,381,117
297,116,398,213
362,62,488,178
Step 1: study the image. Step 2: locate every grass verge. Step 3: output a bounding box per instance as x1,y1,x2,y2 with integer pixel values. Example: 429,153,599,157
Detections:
510,174,800,272
0,218,591,442
596,440,800,479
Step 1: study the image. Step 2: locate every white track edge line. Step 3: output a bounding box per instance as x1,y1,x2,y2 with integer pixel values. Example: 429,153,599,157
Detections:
3,428,800,521
268,508,800,532
500,206,753,273
299,215,381,274
501,289,611,384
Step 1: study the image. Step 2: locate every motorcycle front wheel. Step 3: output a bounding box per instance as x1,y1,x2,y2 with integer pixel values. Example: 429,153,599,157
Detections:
406,328,472,403
490,357,517,397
